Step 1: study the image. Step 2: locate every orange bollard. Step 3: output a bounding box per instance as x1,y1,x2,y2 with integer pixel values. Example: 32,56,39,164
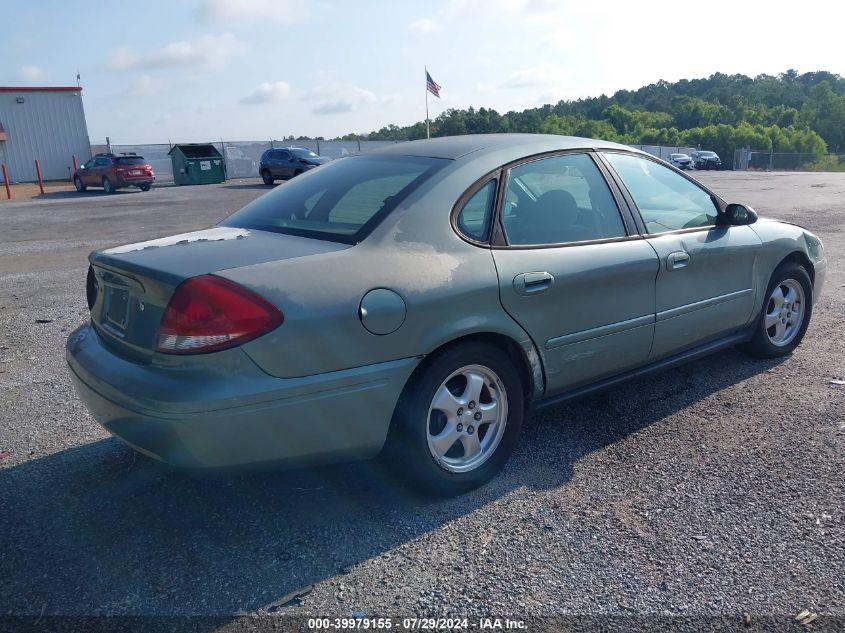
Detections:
1,163,10,200
35,159,44,194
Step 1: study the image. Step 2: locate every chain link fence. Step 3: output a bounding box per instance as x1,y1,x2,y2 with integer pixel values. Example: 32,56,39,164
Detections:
76,137,845,187
733,149,845,172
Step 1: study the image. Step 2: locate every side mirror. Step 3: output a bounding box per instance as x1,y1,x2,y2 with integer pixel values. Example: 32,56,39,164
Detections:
723,203,758,226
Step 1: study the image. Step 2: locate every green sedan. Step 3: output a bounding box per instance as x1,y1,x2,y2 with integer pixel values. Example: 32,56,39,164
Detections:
66,134,827,495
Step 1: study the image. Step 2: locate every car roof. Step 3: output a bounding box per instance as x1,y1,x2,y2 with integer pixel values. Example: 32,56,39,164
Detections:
368,133,636,161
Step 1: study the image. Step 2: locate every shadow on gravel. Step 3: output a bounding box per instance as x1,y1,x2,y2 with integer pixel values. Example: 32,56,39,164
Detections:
0,348,785,621
221,183,274,191
35,189,140,200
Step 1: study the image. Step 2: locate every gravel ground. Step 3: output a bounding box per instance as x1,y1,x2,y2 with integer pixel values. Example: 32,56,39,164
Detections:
0,173,842,631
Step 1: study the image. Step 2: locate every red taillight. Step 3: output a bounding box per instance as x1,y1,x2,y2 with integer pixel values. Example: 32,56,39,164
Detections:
156,275,283,354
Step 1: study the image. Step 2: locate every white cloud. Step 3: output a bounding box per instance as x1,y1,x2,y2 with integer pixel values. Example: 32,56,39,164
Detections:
524,11,578,49
410,18,439,33
196,0,312,24
123,74,164,97
19,64,44,82
446,0,531,15
303,84,378,115
240,81,292,104
107,33,247,71
499,63,570,89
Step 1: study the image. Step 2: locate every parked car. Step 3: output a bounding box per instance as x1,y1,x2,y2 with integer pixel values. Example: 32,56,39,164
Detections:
692,150,722,170
74,153,155,193
259,147,330,185
67,134,827,495
669,153,694,170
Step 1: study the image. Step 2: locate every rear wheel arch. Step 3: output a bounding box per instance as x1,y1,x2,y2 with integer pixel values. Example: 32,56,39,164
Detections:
384,334,532,494
407,332,541,406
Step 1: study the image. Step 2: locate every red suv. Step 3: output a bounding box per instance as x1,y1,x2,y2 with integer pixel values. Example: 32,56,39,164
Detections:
73,153,155,194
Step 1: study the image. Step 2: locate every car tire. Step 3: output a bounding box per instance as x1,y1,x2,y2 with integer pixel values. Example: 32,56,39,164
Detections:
293,169,303,178
102,177,115,194
386,343,524,496
261,170,274,186
738,262,813,358
73,176,86,192
139,184,151,192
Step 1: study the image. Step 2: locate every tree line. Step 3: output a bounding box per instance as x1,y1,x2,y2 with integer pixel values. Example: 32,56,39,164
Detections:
333,70,845,166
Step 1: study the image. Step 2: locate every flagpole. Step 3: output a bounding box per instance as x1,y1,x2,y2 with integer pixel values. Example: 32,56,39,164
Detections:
425,66,430,139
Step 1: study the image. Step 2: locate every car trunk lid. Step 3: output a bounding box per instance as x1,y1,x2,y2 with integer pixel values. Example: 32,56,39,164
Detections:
88,227,349,362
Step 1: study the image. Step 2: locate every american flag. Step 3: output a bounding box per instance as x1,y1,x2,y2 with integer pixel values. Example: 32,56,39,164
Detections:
426,71,441,98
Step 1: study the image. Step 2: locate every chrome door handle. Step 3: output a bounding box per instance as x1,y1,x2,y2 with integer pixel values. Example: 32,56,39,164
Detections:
513,272,554,295
666,251,690,271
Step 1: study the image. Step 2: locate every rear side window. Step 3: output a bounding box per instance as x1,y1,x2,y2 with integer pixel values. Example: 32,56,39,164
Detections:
221,155,447,243
456,180,496,242
604,153,718,233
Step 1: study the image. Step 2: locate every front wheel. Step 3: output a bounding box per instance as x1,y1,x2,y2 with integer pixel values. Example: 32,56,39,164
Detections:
386,343,524,496
73,176,86,192
102,177,115,194
738,262,813,358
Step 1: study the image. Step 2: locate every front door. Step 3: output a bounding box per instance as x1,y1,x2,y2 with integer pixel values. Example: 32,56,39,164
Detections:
273,149,293,179
602,152,762,359
488,152,659,395
80,157,100,186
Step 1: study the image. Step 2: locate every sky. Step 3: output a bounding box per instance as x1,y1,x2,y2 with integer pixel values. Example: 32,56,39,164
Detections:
4,0,844,144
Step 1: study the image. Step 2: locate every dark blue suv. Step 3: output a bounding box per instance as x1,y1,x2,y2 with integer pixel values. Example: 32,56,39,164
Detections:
259,147,330,185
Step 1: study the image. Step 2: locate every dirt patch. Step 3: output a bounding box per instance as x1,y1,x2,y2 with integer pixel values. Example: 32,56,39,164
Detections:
0,180,76,202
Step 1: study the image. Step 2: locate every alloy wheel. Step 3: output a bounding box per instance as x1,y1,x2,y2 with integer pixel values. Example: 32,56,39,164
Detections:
765,278,805,347
426,364,508,473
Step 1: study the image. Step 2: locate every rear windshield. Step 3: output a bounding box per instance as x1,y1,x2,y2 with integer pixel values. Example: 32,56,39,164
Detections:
115,156,146,165
698,152,717,157
221,155,448,243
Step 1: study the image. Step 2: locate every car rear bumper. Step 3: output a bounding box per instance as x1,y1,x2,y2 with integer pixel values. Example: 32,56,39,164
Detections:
114,174,155,187
66,323,418,468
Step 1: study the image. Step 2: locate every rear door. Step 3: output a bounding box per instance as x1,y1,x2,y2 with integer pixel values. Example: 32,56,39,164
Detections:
94,156,112,185
486,152,659,395
602,152,761,359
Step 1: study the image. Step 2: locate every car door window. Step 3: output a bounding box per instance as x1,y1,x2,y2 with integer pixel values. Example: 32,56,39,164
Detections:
604,153,718,233
502,153,627,246
277,150,291,162
456,180,496,242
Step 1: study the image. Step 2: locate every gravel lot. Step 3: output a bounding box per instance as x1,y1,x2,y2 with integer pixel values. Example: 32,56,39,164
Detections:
0,172,842,631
